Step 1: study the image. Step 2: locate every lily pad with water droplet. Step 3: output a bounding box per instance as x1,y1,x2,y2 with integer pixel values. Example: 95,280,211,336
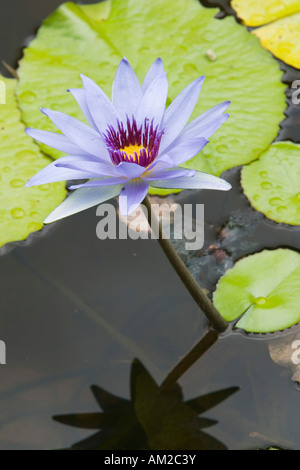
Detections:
16,0,286,196
213,248,300,333
0,77,66,249
241,142,300,226
231,0,300,68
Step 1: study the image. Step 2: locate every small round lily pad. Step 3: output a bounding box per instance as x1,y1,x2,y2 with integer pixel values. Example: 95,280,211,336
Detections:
241,142,300,226
213,248,300,333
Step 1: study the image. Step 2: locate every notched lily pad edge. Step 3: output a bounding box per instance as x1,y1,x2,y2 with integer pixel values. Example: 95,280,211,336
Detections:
0,217,62,257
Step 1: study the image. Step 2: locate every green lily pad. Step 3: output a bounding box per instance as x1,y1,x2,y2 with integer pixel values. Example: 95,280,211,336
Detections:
0,76,66,249
213,249,300,333
241,142,300,226
16,0,285,195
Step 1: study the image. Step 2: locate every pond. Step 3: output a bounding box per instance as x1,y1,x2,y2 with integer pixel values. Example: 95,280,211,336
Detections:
1,0,300,451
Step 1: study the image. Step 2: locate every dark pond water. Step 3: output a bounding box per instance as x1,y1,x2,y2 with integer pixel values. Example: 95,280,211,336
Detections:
1,0,300,451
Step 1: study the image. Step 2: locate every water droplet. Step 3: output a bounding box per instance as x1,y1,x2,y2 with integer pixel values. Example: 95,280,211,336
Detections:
253,195,260,201
2,166,11,173
277,206,287,214
27,222,42,232
50,58,62,66
261,182,272,190
296,193,300,200
255,297,267,306
139,47,150,54
11,208,25,219
183,63,198,73
19,91,36,104
10,179,25,188
269,197,282,206
259,171,268,178
38,184,50,191
251,14,265,24
15,150,37,161
41,125,54,133
201,148,210,156
216,145,228,153
277,42,292,55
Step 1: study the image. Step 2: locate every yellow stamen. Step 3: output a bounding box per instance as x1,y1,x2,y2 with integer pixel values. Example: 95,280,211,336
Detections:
122,144,144,162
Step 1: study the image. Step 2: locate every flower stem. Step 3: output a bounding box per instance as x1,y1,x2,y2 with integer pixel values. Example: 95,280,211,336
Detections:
160,328,218,391
142,196,228,333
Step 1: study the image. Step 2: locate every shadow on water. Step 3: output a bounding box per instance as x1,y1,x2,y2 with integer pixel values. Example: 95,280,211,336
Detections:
53,359,238,450
0,0,300,451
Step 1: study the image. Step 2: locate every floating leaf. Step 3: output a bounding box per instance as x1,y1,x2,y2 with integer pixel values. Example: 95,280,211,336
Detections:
232,0,300,27
231,0,300,68
241,142,300,226
213,249,300,333
16,0,285,196
0,76,66,249
253,14,300,69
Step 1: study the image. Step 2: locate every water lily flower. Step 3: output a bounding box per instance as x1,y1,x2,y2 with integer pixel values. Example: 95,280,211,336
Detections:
25,58,231,223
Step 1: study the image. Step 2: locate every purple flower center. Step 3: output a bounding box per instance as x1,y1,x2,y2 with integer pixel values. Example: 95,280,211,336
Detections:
103,116,164,168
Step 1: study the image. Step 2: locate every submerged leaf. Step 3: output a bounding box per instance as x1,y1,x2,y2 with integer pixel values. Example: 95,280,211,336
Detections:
241,142,300,226
213,249,300,333
17,0,285,196
268,331,300,383
0,76,66,249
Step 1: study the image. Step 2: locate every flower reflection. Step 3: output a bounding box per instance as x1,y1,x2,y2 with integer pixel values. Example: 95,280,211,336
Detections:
53,359,238,450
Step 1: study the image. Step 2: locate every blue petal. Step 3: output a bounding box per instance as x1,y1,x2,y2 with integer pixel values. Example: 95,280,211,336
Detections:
144,167,195,181
44,185,123,224
136,72,168,128
69,177,126,189
142,58,165,94
112,58,142,118
119,179,149,215
25,128,91,156
25,155,109,186
145,154,175,173
159,76,205,152
162,137,208,165
177,110,229,141
161,102,230,157
80,74,119,133
55,160,116,177
40,108,110,162
149,171,232,191
113,161,145,179
68,88,98,130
